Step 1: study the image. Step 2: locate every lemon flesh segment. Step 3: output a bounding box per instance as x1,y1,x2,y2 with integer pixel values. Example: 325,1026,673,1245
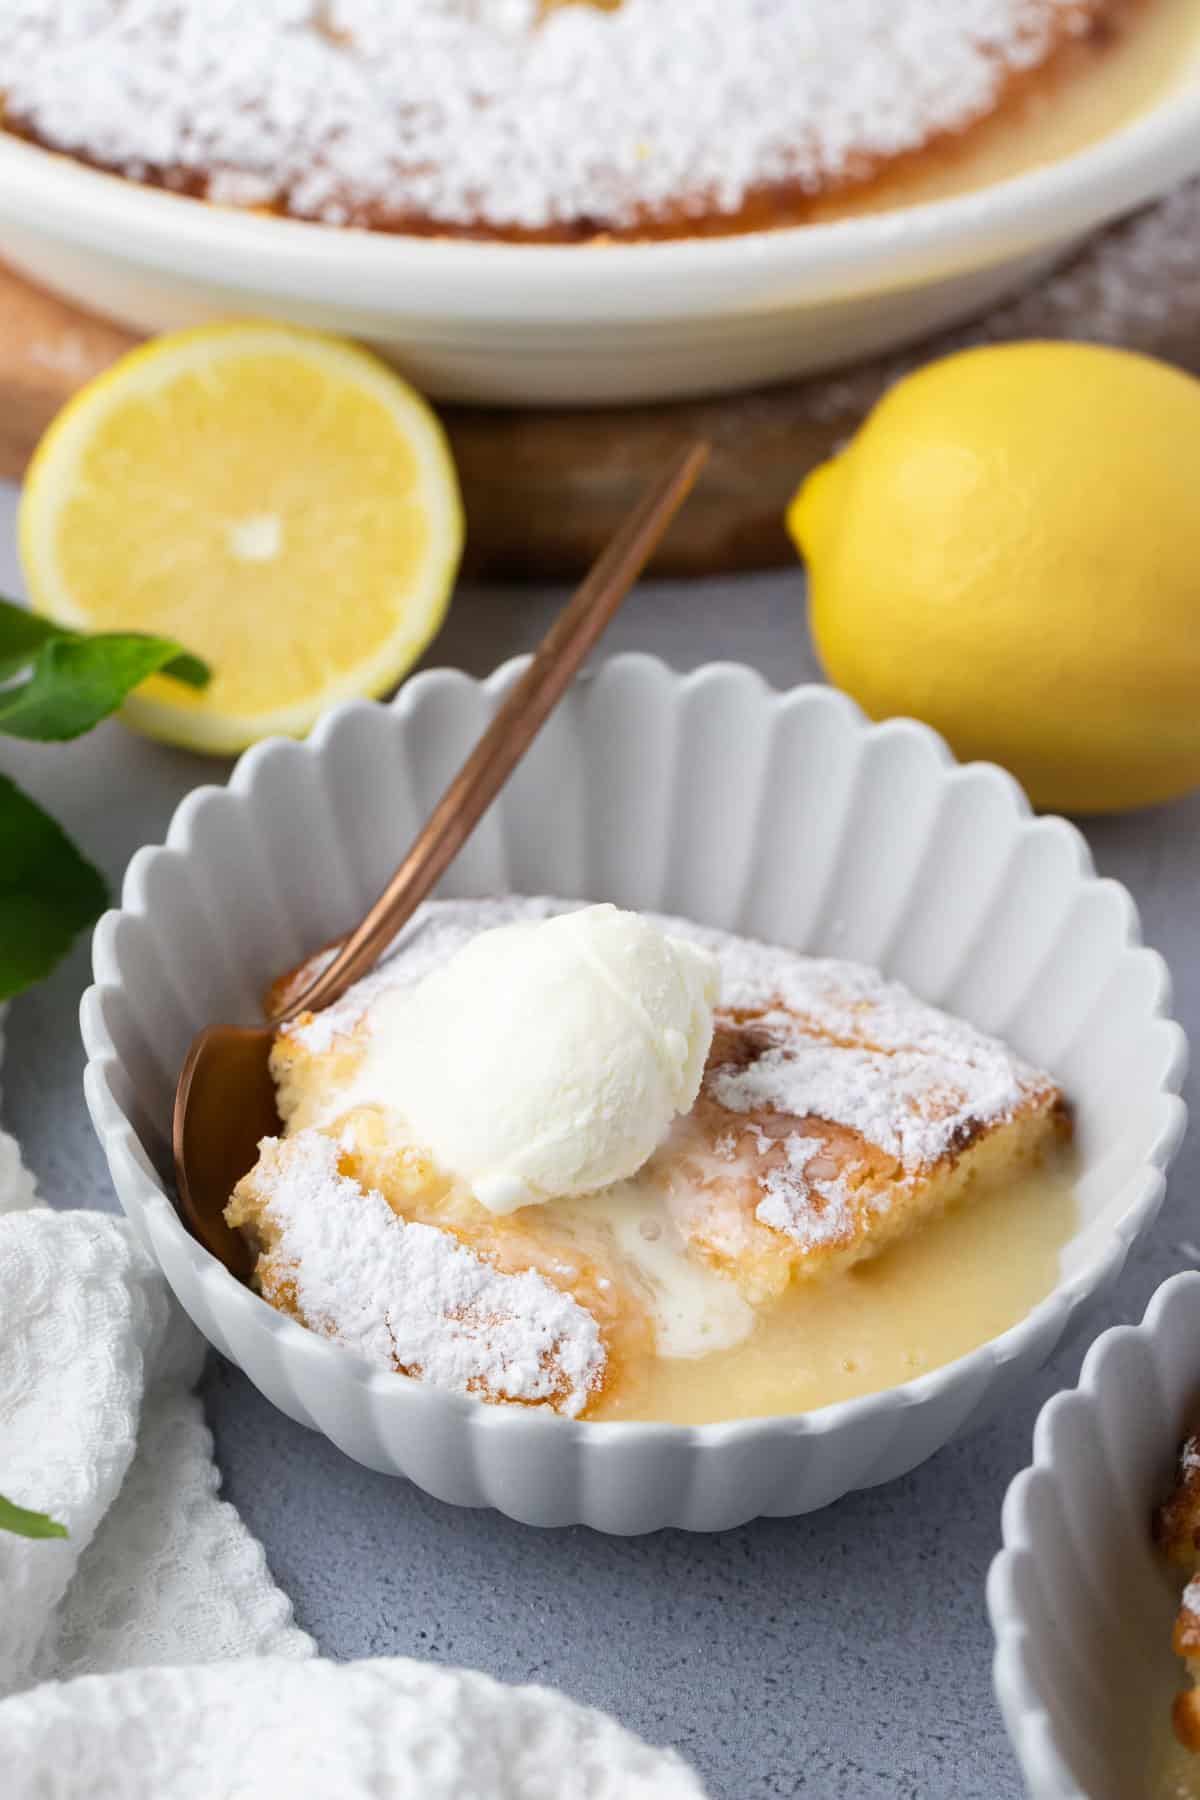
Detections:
18,325,464,754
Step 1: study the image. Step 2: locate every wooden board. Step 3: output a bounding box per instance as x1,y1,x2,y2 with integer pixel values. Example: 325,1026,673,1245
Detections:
2,194,1198,577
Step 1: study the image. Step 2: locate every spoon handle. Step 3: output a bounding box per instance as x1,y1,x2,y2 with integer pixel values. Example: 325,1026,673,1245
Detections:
276,439,709,1022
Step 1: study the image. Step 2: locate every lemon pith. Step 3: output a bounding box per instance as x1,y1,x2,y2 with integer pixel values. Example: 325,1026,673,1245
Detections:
18,323,464,755
787,342,1200,814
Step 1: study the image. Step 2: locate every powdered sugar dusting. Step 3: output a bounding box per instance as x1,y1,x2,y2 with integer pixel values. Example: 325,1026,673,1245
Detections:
247,1126,604,1414
0,0,1100,235
753,1134,858,1248
711,1037,1027,1170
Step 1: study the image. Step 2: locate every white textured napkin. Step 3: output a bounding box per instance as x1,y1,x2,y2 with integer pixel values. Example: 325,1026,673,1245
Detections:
0,1131,313,1695
1,1658,704,1799
0,1116,704,1797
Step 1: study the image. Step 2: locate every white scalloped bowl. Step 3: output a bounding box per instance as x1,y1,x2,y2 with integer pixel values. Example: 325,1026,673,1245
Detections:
990,1271,1200,1799
3,57,1200,404
81,657,1186,1532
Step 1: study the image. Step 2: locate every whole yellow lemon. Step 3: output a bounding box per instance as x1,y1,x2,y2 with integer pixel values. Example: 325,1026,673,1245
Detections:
788,342,1200,813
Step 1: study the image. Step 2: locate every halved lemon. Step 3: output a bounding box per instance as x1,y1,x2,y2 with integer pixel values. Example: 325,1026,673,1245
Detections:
19,323,464,754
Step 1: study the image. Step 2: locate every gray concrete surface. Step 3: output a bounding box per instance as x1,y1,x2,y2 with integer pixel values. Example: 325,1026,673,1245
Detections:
1,480,1196,1799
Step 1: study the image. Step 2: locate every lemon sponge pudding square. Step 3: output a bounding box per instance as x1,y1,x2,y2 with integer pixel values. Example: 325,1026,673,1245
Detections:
227,898,1071,1422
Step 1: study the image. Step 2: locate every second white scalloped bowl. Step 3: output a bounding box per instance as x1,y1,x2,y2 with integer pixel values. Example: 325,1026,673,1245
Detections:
81,658,1186,1531
990,1272,1200,1798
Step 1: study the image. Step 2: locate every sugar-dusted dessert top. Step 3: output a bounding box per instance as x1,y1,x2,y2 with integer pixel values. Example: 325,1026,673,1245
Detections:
0,1,1104,234
243,1128,605,1414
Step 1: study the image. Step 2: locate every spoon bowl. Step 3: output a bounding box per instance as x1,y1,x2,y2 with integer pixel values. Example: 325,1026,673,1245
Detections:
174,1024,275,1277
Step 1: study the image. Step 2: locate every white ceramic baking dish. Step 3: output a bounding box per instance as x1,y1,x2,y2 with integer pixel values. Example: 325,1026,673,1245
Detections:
990,1270,1200,1799
81,656,1186,1531
3,61,1200,407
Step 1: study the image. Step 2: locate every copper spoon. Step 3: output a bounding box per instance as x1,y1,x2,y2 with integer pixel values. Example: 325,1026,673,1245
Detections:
172,440,710,1277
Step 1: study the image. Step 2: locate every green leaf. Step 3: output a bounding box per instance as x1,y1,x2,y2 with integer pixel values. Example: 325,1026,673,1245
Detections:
0,633,210,742
0,773,108,1001
0,597,65,682
0,600,207,997
0,1493,68,1539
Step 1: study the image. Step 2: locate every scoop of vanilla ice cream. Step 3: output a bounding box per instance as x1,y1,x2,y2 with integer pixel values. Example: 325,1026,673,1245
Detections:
358,905,718,1213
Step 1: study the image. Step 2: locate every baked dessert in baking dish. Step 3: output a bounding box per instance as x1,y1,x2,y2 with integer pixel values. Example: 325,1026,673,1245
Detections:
0,0,1174,242
226,898,1074,1423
